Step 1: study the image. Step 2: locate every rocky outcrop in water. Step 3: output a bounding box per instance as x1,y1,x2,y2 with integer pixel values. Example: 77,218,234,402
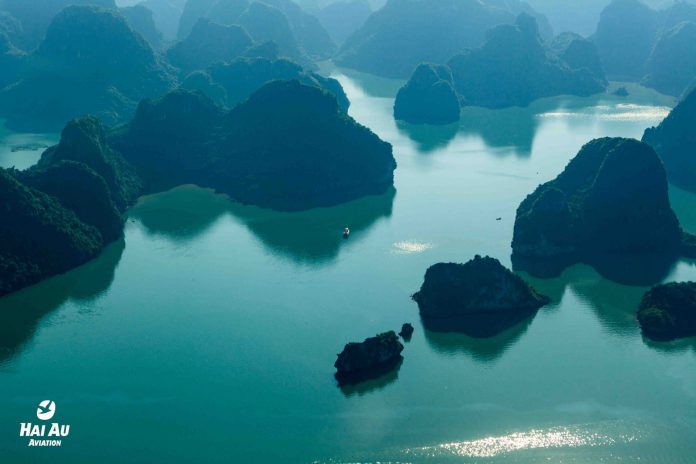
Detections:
637,282,696,341
412,256,550,318
393,63,460,125
643,86,696,191
399,323,414,339
512,138,696,276
413,256,549,337
334,331,404,385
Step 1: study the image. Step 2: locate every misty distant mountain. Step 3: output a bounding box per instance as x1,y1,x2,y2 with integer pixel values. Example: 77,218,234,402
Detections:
314,0,372,45
394,14,606,124
334,0,553,78
121,3,164,48
525,0,677,36
176,0,334,63
0,30,25,89
140,0,187,41
181,56,349,111
167,18,254,74
0,6,176,130
0,0,117,49
592,0,696,96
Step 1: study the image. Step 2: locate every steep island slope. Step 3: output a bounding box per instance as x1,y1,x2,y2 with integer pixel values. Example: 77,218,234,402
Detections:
512,137,696,276
643,86,696,192
112,80,395,210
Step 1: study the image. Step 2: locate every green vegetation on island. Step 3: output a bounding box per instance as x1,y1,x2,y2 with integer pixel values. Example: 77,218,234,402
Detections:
643,86,696,192
112,80,394,210
512,137,696,276
637,282,696,341
412,255,550,336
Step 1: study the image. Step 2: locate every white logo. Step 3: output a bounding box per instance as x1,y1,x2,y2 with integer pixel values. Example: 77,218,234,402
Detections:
19,400,70,447
36,401,55,421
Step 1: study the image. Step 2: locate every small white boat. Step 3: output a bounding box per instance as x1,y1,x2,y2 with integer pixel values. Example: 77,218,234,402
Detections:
343,227,350,238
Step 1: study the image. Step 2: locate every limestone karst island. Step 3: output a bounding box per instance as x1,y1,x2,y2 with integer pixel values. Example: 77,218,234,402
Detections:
1,0,695,462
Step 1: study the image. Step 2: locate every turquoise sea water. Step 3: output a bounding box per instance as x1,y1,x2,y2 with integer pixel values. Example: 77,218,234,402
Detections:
0,121,57,171
0,72,695,463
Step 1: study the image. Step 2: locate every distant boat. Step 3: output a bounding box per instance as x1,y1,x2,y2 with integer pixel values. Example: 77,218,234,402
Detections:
343,227,350,238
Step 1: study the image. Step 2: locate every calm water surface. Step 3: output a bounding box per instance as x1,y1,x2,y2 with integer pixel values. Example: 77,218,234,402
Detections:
0,121,57,170
1,72,695,463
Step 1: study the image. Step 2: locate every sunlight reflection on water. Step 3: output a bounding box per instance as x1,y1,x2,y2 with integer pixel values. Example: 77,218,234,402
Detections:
405,422,645,459
539,104,671,121
391,241,434,254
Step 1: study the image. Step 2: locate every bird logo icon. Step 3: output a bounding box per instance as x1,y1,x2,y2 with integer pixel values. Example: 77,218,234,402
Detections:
36,400,55,421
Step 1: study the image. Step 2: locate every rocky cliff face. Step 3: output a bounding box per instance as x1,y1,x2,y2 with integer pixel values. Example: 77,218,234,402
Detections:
638,282,696,341
643,21,696,97
643,87,696,191
512,138,693,275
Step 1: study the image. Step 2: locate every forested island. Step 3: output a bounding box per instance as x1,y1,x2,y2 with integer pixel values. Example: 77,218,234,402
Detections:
0,78,395,297
512,137,696,276
394,15,606,124
413,256,550,337
637,282,696,341
0,0,696,428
